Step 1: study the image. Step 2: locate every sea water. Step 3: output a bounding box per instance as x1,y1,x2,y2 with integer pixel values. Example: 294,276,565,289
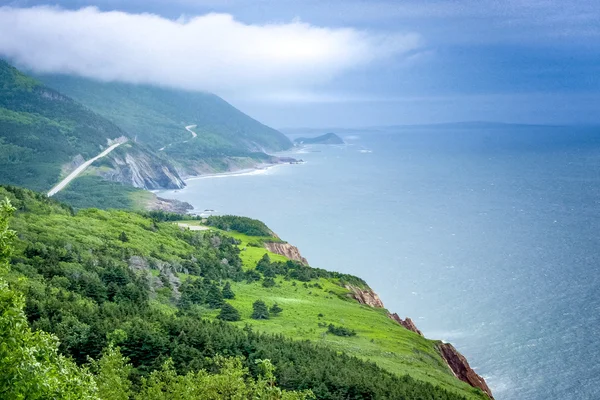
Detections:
158,126,600,400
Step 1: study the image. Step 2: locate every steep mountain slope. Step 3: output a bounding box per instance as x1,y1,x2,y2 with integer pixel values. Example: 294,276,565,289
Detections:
38,75,293,175
0,60,184,196
0,60,124,191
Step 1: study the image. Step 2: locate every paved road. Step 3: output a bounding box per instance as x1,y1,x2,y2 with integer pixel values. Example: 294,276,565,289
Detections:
185,124,197,138
48,140,127,197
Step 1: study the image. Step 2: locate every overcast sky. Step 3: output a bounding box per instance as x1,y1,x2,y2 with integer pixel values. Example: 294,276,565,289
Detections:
1,0,599,127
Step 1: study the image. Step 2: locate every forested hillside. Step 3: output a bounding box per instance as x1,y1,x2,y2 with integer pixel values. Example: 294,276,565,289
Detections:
0,60,127,191
38,75,293,174
0,185,486,399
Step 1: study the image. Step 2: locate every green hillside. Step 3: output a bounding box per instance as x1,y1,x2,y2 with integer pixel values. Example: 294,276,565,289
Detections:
38,75,293,166
0,60,127,191
0,185,486,399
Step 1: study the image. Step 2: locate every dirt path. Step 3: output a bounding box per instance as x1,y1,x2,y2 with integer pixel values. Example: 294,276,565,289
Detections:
48,139,127,197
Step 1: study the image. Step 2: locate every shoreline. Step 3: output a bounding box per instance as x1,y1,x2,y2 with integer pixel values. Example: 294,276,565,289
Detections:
183,161,288,182
150,159,301,196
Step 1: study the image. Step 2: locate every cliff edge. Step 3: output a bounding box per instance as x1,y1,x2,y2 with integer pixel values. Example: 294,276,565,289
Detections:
438,343,494,399
264,242,308,264
344,283,493,398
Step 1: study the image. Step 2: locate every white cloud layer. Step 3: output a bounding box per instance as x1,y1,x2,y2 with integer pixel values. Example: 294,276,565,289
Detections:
0,6,421,95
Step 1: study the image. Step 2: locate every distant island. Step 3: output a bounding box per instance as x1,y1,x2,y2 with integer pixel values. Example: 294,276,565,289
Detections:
294,132,344,145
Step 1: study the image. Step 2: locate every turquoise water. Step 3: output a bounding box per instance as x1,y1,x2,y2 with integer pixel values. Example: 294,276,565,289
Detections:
158,127,600,399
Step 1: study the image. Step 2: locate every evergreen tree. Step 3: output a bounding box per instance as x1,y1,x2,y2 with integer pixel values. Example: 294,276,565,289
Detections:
217,303,241,322
205,283,224,308
256,253,271,269
270,303,283,316
222,281,235,299
119,231,129,242
262,277,276,288
251,300,270,320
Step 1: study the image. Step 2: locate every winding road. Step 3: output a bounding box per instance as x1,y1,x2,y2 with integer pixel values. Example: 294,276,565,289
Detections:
47,139,127,197
185,124,197,138
159,124,197,151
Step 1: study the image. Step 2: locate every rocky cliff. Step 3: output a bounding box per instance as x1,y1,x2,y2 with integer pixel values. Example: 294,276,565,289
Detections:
264,242,308,264
437,343,494,399
101,143,185,190
388,313,424,336
344,284,385,308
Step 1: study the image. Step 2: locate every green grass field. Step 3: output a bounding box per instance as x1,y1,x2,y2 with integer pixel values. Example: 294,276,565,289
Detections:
174,221,486,399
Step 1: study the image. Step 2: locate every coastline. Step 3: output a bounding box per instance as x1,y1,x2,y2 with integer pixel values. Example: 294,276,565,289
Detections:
183,161,290,182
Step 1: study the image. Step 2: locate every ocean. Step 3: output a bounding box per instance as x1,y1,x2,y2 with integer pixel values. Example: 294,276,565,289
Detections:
157,125,600,400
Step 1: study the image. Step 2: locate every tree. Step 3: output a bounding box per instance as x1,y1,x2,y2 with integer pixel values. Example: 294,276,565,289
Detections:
217,303,241,322
89,345,132,400
205,283,224,309
222,281,235,299
262,277,276,288
270,303,283,316
251,300,269,320
118,231,129,243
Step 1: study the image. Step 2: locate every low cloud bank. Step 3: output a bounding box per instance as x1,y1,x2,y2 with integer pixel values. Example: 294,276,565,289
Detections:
0,6,421,95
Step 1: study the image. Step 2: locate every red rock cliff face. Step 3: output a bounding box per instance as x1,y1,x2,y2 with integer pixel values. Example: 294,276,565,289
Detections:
388,313,424,336
264,242,308,265
437,343,494,399
344,284,385,308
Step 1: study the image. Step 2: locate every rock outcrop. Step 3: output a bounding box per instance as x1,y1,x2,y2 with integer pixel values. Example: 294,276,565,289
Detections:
146,196,193,214
264,242,308,264
344,284,385,308
101,143,185,190
388,313,424,336
437,343,494,399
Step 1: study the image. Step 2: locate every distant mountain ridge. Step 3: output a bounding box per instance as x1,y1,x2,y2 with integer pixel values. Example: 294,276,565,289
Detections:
37,75,293,176
0,60,295,209
0,60,184,194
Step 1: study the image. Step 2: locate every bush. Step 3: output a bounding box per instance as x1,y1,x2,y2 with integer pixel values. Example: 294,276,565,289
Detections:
262,277,276,288
270,303,283,316
327,324,357,337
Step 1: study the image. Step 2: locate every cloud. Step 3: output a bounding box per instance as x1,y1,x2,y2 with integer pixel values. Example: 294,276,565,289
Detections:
0,6,422,95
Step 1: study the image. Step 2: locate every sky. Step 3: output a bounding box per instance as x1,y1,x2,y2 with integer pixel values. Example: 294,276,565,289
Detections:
0,0,599,128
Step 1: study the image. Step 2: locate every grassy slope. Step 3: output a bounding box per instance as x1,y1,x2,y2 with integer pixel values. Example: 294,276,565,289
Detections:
176,221,485,400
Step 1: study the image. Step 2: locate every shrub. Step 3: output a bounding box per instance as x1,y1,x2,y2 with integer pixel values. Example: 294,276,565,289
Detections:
262,277,276,288
270,303,283,316
327,324,357,337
